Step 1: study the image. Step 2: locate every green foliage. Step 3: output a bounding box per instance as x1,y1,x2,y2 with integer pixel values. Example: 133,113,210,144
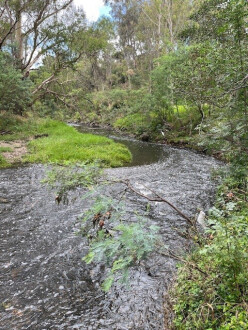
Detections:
90,88,155,125
0,113,41,141
172,166,248,329
81,195,160,291
168,2,248,320
195,120,248,163
0,53,32,114
0,147,12,152
42,163,101,204
0,153,9,168
0,146,12,168
114,113,150,134
86,88,174,138
152,44,216,120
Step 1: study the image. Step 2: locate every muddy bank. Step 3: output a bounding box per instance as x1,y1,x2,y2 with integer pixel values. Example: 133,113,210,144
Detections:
0,145,221,329
0,140,28,164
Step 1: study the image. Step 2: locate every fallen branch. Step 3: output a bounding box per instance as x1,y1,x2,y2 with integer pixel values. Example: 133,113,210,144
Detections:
120,179,194,226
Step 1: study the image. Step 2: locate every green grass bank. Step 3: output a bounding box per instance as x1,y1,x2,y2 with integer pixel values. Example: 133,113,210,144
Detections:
0,114,131,168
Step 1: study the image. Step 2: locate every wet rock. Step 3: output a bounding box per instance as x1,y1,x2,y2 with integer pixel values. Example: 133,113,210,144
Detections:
140,133,150,142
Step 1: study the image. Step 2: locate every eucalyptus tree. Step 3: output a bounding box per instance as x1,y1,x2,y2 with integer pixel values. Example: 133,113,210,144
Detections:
0,0,112,113
0,0,74,71
104,0,193,89
184,0,248,146
136,0,193,89
152,0,248,147
104,0,142,89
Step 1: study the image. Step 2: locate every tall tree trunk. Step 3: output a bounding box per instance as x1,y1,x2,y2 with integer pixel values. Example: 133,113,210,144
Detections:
15,1,23,66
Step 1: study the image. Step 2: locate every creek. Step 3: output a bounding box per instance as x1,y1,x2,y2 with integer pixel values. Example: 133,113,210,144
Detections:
0,127,221,329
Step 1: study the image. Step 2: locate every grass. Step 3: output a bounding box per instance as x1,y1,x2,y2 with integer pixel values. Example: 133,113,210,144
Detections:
0,154,9,167
0,146,12,168
0,114,132,167
0,147,12,152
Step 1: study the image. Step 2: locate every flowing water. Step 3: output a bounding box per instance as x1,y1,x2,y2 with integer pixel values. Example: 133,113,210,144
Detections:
0,128,222,329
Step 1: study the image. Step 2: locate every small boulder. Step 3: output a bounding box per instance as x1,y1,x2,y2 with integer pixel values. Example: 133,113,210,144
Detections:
140,133,150,142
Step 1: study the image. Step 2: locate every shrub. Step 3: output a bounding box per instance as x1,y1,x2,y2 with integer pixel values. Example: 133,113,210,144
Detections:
172,167,248,329
0,53,32,114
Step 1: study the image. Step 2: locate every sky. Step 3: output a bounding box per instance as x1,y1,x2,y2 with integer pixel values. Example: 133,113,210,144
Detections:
73,0,110,21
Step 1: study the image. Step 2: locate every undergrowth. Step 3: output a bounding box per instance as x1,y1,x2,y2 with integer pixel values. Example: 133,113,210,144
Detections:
0,154,9,168
0,113,40,141
0,146,12,168
171,158,248,329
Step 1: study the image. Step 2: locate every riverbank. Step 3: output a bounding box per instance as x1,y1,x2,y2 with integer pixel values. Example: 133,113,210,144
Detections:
71,120,227,162
0,114,131,168
166,146,248,328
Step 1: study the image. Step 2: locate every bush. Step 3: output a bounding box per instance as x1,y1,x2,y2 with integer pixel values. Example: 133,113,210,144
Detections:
0,53,32,114
81,194,160,291
114,113,150,134
172,167,248,329
89,88,155,124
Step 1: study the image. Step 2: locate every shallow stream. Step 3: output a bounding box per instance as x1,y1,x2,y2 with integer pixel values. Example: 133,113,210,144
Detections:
0,128,221,329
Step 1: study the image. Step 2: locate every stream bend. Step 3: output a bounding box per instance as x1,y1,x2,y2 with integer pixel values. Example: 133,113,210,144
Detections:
0,139,221,329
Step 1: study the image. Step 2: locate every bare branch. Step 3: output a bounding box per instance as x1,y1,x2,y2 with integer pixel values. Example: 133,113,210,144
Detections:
0,16,18,49
32,73,56,95
119,179,194,226
23,0,73,37
141,7,159,27
43,88,75,108
0,1,7,19
23,35,48,72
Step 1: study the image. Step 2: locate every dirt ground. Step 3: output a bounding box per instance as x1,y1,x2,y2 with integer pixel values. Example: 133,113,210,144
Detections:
0,140,28,163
